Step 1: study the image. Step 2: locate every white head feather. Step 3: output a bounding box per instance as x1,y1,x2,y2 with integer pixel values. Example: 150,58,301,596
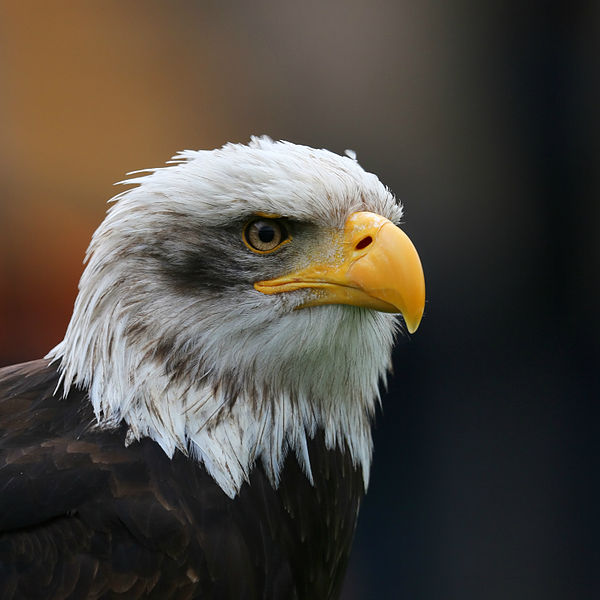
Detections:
48,137,404,498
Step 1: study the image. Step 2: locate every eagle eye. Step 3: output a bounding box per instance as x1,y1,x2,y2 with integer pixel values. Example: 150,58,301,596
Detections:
243,219,289,253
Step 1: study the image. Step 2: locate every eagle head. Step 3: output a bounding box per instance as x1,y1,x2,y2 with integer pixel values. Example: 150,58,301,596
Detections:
49,137,425,498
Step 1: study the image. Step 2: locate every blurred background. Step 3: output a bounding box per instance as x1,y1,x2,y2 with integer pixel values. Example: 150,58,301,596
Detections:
1,2,598,598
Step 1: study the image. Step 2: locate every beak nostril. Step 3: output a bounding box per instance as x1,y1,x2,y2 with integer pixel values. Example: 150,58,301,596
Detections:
355,236,373,251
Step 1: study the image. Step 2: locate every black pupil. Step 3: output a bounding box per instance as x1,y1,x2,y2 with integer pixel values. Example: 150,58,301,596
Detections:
258,223,275,243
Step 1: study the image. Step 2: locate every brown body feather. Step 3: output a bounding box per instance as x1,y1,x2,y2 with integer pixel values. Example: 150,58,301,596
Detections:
0,360,364,599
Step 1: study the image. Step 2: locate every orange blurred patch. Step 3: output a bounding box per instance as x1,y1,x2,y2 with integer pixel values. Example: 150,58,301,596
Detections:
1,201,95,363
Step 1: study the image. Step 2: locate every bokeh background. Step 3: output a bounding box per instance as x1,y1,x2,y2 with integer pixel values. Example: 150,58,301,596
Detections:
1,2,598,598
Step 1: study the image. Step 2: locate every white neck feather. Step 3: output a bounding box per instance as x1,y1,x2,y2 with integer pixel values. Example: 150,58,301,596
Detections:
49,299,397,498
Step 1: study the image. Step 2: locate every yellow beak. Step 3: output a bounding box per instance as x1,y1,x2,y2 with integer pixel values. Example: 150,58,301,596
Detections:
254,211,426,333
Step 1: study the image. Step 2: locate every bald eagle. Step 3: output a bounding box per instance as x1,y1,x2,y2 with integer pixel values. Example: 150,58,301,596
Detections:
0,138,424,599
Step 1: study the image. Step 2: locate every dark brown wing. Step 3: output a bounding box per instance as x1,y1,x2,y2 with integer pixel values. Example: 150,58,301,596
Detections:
0,360,203,599
0,360,364,599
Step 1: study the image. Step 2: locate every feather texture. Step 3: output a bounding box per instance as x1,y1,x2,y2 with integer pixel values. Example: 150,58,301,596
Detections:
48,137,401,497
2,138,408,598
0,360,364,599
